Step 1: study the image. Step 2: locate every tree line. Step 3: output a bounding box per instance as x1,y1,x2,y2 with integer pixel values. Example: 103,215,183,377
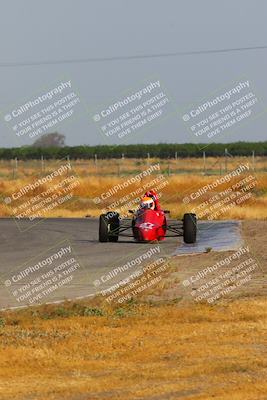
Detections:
0,142,266,159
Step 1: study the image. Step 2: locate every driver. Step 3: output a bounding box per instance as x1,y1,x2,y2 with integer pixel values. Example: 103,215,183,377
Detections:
143,189,161,210
140,196,155,210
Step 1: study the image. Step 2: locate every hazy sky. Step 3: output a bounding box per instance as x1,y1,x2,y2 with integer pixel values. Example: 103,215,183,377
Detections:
0,0,266,147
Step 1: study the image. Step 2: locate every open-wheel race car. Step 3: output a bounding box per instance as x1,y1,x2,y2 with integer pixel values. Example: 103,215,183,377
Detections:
99,209,197,244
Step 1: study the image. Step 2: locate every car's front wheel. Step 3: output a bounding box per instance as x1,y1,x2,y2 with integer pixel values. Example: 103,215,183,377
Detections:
99,214,109,242
183,213,197,244
99,212,120,242
107,212,120,242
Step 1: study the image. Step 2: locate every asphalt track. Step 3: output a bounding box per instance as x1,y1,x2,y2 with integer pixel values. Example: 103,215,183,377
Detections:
0,218,243,309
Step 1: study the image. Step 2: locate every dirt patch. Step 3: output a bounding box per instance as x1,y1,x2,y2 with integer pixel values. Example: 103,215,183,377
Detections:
146,220,267,304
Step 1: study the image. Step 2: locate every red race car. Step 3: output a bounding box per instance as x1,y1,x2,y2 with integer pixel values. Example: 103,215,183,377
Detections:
98,192,197,244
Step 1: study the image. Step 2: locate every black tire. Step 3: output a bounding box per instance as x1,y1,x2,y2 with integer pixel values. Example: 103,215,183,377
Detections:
183,213,197,244
98,212,120,242
108,213,120,242
99,214,109,242
132,219,138,241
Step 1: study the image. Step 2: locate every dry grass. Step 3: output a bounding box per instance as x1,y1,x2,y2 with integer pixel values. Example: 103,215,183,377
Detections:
0,157,266,399
0,297,266,400
0,157,267,219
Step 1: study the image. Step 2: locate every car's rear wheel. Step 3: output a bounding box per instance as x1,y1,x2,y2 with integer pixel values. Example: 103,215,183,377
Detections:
183,213,197,243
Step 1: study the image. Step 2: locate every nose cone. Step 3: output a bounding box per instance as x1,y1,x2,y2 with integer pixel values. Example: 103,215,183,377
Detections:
136,221,157,241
